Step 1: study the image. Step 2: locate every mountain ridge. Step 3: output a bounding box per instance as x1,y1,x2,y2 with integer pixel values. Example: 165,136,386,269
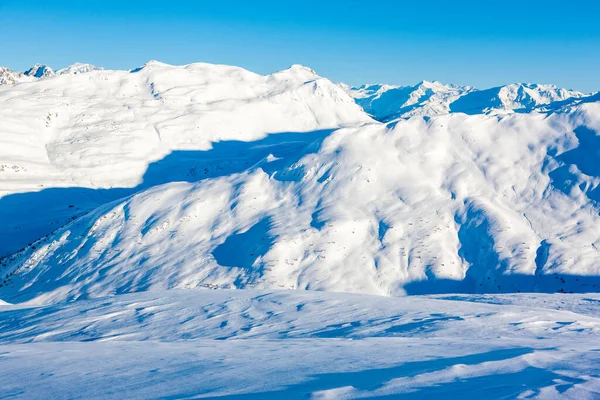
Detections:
1,61,600,304
3,60,597,120
346,80,595,121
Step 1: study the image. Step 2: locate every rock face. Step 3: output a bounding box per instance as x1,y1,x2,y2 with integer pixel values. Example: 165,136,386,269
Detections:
24,64,55,78
1,61,600,304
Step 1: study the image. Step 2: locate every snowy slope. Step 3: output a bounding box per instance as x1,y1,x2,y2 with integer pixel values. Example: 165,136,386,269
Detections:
3,102,600,303
1,61,600,304
1,60,600,398
0,61,370,257
0,289,598,399
348,81,591,121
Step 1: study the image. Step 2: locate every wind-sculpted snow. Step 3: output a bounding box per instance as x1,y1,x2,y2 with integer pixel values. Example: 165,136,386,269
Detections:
3,100,600,303
0,290,598,398
24,64,55,79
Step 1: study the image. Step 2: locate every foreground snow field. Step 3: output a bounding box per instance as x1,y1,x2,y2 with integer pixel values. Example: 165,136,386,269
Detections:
1,61,600,398
0,289,599,399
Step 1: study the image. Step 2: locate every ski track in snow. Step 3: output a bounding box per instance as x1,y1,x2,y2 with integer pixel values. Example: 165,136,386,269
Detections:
1,61,600,398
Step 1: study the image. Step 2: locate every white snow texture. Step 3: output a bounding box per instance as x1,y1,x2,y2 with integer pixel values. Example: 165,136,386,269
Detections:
1,61,600,399
1,61,600,303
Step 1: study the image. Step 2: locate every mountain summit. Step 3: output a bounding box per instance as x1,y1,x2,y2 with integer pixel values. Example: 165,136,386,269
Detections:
24,63,54,78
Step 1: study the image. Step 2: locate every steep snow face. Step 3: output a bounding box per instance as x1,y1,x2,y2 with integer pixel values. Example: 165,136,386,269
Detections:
0,62,371,257
24,64,55,79
450,83,587,115
1,61,600,303
4,102,600,304
348,81,473,121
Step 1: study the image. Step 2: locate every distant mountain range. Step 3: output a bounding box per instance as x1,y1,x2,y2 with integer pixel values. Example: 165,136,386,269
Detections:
3,62,597,121
345,81,597,121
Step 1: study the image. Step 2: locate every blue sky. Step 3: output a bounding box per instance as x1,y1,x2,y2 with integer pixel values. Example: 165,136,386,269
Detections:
1,0,599,91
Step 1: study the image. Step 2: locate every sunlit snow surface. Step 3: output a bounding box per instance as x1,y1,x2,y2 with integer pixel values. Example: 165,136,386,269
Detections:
0,289,598,399
1,62,600,398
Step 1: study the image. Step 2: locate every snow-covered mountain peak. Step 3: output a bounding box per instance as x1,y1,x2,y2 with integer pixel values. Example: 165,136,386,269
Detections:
350,83,399,98
268,64,320,83
502,82,585,107
287,64,317,74
5,102,600,303
124,60,358,110
348,78,593,121
1,58,599,396
56,62,103,75
0,67,34,85
349,80,473,121
449,82,588,115
24,63,54,78
416,80,443,89
1,62,105,86
0,59,599,304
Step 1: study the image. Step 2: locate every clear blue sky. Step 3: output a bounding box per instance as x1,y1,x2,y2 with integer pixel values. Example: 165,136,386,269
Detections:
1,0,599,92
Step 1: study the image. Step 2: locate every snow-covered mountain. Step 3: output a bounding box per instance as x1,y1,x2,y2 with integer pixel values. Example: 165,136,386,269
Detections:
1,61,600,304
347,80,475,121
1,60,600,398
0,63,103,85
0,67,34,85
347,80,593,121
55,62,103,75
450,83,587,115
0,61,370,260
24,63,55,79
1,289,598,398
5,104,600,304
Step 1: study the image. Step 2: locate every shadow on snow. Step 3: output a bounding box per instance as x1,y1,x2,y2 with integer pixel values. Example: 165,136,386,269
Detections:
197,347,584,400
0,129,333,258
